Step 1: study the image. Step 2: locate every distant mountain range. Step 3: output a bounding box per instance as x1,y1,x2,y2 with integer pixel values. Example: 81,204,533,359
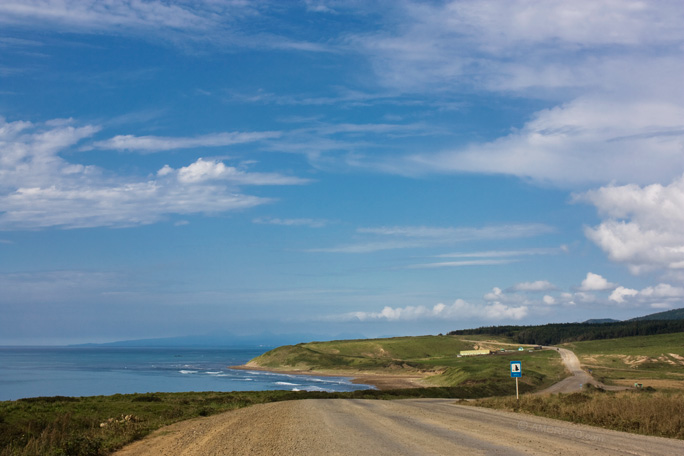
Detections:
70,331,367,348
583,307,684,324
73,307,684,348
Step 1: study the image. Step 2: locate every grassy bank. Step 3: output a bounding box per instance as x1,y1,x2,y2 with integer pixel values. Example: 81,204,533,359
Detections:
562,332,684,388
250,335,567,391
471,387,684,439
0,384,510,456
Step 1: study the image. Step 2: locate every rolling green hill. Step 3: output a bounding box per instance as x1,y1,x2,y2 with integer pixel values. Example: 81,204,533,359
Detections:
562,332,684,388
632,307,684,321
248,335,567,393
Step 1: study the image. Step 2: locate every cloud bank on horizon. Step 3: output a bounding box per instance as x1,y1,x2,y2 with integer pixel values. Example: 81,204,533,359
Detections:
0,0,683,344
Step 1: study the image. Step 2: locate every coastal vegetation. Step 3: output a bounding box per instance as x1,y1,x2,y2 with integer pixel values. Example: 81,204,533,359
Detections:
0,386,526,456
472,387,684,439
249,335,567,391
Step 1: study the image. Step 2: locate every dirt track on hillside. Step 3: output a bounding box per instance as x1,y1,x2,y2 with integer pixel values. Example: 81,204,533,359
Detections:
115,398,684,455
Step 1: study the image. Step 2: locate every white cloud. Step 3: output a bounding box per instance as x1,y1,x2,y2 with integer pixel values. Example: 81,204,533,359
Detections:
0,118,309,229
579,175,684,275
640,283,684,299
172,158,309,185
579,272,616,291
483,287,504,301
352,0,684,93
339,298,528,322
0,1,327,52
312,223,554,253
253,217,329,228
408,97,684,187
609,286,639,304
436,248,562,259
511,280,556,292
608,283,684,307
543,295,556,305
93,131,280,153
407,259,515,269
346,1,684,187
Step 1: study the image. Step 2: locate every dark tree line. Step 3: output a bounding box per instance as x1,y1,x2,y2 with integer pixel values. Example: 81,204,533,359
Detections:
448,320,684,345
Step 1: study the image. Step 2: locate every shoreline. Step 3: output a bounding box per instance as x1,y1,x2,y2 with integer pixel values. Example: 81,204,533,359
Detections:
229,364,426,390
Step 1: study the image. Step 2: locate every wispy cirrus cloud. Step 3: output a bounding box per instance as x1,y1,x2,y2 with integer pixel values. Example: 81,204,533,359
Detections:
92,131,281,153
311,223,554,254
253,217,330,228
342,0,684,187
0,0,331,52
407,246,562,269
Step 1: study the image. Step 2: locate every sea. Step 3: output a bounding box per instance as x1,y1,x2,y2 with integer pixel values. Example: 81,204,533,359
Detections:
0,346,373,401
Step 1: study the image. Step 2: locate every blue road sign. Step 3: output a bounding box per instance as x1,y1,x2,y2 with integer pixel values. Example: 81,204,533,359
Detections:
510,361,522,377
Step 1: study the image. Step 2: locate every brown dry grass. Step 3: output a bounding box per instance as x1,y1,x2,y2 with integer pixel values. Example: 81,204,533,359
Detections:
471,388,684,439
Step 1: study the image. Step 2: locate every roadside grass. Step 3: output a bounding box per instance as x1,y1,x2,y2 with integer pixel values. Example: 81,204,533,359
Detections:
1,385,512,456
470,387,684,439
562,333,684,388
423,350,566,391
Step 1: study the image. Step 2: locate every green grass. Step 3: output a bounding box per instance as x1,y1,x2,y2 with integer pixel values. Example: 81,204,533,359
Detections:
562,332,684,387
250,335,476,371
424,350,566,391
0,386,513,456
471,387,684,439
251,335,567,392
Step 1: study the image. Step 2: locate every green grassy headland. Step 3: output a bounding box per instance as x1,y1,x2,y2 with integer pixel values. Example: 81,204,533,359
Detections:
248,335,567,391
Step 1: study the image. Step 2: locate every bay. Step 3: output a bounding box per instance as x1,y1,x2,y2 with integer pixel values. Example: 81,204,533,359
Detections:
0,346,372,401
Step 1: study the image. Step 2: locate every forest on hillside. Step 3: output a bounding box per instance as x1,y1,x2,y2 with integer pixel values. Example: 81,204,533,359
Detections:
448,319,684,345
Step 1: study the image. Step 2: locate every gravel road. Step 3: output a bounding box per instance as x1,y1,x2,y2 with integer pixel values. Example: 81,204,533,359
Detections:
115,398,684,455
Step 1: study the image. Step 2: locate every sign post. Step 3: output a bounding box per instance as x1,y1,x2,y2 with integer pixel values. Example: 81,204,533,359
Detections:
510,361,522,400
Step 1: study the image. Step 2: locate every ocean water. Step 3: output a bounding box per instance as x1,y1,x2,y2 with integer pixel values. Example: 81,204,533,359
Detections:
0,346,373,401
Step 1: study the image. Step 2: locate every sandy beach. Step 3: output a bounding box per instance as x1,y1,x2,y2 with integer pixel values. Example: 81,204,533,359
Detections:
230,364,426,390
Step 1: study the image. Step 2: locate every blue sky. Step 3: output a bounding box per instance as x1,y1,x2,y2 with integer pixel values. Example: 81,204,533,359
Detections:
1,1,683,345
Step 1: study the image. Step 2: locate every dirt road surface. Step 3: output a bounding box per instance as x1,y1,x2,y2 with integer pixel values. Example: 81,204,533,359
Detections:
115,398,683,456
539,347,599,394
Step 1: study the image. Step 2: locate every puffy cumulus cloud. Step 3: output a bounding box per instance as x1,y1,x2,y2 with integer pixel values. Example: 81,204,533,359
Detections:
543,295,556,305
483,287,504,302
579,272,616,292
510,280,556,292
579,176,684,276
0,118,308,229
609,286,639,304
608,283,684,308
641,283,684,299
169,158,309,185
341,299,528,322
